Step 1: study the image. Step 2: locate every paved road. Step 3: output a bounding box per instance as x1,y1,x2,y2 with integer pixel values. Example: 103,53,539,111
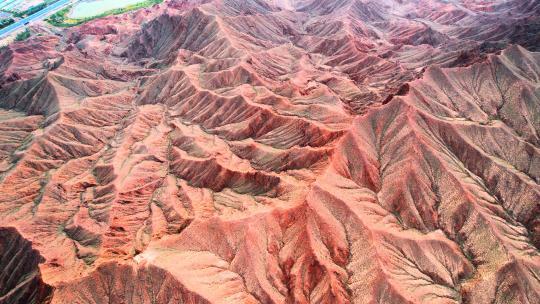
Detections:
0,0,73,38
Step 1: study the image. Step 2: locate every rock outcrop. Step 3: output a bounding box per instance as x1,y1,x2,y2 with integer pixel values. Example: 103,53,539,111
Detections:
0,0,539,303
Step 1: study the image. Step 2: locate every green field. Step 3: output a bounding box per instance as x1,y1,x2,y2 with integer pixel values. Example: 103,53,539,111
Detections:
47,0,162,27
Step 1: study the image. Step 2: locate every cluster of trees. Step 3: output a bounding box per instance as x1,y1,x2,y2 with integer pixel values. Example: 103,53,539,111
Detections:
13,0,58,18
47,7,68,26
13,3,46,17
0,18,14,29
15,29,30,41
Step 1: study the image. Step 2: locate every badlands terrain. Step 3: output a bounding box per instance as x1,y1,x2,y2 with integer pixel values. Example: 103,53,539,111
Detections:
0,0,539,303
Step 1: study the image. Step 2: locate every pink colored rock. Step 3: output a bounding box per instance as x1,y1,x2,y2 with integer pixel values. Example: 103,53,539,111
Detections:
0,0,539,303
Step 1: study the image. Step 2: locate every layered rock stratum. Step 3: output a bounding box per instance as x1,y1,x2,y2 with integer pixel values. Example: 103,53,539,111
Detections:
0,0,539,303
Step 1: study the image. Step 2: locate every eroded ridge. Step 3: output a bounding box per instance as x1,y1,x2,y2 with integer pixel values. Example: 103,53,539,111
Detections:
0,0,538,303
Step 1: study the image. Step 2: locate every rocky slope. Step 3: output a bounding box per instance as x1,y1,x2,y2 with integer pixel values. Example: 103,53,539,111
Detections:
0,0,539,303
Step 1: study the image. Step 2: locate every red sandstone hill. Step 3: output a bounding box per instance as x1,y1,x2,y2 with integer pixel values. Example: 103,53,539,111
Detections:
0,0,539,303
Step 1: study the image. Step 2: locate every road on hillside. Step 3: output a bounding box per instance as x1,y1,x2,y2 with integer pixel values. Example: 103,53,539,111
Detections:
0,0,75,38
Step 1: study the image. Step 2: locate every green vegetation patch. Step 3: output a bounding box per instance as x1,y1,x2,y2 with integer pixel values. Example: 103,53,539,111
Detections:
12,0,58,18
15,29,31,41
47,0,163,27
14,3,46,17
0,18,14,29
